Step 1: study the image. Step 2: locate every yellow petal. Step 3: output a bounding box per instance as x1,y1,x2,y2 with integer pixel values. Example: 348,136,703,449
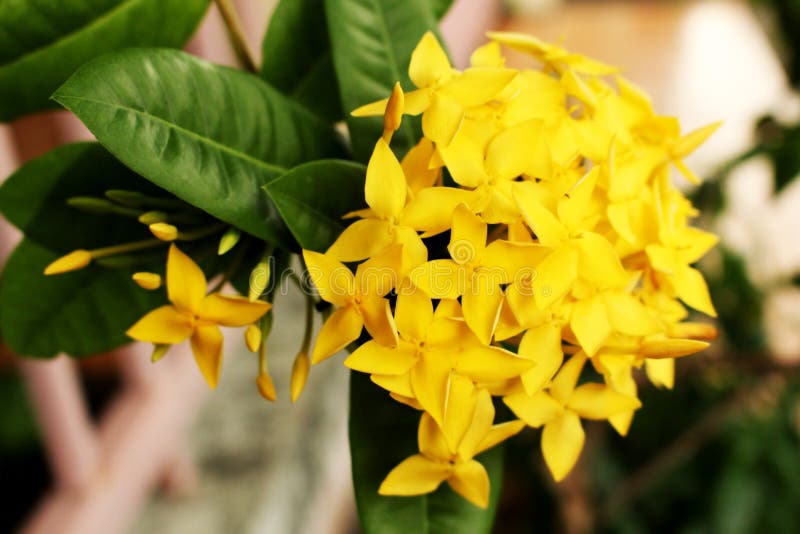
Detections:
419,412,453,463
422,92,464,146
549,352,586,405
456,345,534,382
461,274,504,345
126,305,194,344
566,383,641,420
167,244,207,314
402,138,440,194
485,120,546,182
400,187,474,236
672,266,717,317
410,355,452,427
541,412,585,482
646,357,675,389
519,323,564,395
448,203,486,265
560,69,597,109
44,249,92,275
303,250,355,307
603,291,660,336
557,167,598,232
470,41,505,68
442,374,480,452
513,183,568,247
133,272,162,290
395,289,434,343
575,232,629,289
372,373,414,397
366,139,407,219
359,295,399,347
379,454,452,496
504,391,563,427
475,420,526,456
345,340,417,375
352,96,389,117
408,259,465,300
290,352,311,403
393,225,429,275
326,218,394,263
448,459,490,509
311,306,363,364
570,296,611,357
198,294,270,327
190,324,224,389
456,388,495,459
408,31,451,88
441,67,517,108
672,121,722,157
533,245,579,309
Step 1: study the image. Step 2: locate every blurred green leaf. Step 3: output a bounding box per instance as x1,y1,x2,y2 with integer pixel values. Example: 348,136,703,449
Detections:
349,372,504,534
0,142,158,252
265,160,366,252
53,48,346,249
0,0,209,121
260,0,342,122
325,0,445,161
0,239,165,358
431,0,454,18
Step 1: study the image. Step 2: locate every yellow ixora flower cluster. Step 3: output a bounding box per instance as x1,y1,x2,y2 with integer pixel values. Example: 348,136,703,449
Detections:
302,31,720,507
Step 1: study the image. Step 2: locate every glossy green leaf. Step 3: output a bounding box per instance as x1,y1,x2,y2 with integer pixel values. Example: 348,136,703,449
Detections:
260,0,342,122
325,0,446,161
0,142,162,252
0,0,209,121
53,48,345,248
0,239,165,358
349,372,504,534
264,159,366,252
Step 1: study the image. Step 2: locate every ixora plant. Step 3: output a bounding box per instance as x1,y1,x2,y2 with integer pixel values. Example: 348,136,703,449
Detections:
0,0,720,530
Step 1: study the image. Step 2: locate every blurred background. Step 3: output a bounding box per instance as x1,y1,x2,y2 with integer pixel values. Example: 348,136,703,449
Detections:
2,0,800,532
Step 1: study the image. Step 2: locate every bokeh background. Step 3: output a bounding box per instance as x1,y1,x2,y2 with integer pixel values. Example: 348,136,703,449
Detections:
2,0,799,532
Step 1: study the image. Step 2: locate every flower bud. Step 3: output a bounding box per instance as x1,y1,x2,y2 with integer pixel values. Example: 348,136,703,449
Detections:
151,343,170,363
218,227,242,255
245,324,262,353
290,352,310,403
133,272,162,290
256,373,276,402
149,222,178,241
138,211,168,225
105,189,145,207
67,196,117,214
44,250,92,275
249,260,271,302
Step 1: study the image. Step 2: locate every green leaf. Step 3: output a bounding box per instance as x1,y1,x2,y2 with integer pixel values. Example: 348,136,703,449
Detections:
53,48,346,248
0,142,160,252
0,239,165,358
325,0,445,161
260,0,342,122
0,0,209,121
349,372,504,534
264,160,366,252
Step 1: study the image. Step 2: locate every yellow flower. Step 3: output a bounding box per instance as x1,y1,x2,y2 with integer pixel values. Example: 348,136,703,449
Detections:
127,245,270,388
504,353,640,480
345,290,532,443
379,387,524,508
303,245,401,363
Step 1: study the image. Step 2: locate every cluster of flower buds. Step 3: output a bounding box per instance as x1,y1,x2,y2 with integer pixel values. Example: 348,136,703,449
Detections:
302,31,719,507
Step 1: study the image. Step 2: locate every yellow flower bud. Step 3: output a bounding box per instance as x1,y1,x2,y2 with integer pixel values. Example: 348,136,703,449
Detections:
218,227,242,255
245,324,262,353
151,343,170,363
256,373,276,402
44,250,92,275
641,339,710,359
132,272,162,290
290,352,311,403
667,322,718,341
149,222,178,241
249,260,271,302
382,82,404,142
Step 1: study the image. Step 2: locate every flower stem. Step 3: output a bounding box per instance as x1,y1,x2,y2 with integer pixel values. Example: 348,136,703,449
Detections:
215,0,258,73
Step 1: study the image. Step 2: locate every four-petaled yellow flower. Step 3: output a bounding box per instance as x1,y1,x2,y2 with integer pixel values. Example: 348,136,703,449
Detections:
127,245,270,388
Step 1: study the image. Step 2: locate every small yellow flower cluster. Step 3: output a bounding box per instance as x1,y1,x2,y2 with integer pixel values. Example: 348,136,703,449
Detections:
303,31,719,507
